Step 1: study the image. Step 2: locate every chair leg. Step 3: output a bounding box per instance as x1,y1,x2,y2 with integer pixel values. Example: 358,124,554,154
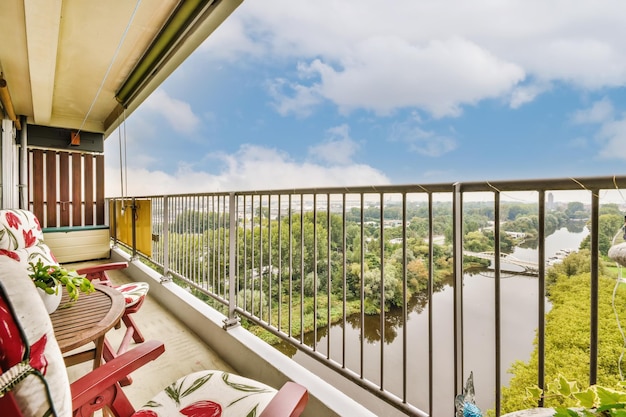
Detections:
122,313,145,344
117,324,136,356
103,336,133,386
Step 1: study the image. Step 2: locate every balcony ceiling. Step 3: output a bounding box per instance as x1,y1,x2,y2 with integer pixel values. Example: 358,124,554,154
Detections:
0,0,241,137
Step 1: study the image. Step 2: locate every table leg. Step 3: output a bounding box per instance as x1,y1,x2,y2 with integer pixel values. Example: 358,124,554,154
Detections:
93,335,104,369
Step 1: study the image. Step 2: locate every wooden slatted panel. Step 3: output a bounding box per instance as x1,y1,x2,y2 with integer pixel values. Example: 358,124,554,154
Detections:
72,154,82,225
84,155,94,225
59,152,70,227
29,149,106,228
31,149,45,222
95,154,105,225
46,151,57,227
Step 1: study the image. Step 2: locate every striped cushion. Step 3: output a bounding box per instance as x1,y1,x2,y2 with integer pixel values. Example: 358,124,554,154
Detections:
115,282,149,308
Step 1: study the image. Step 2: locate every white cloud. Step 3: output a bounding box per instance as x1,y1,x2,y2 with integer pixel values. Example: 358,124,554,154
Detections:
307,124,359,165
596,116,626,161
105,144,389,196
267,78,322,117
509,83,550,109
208,0,626,117
390,114,458,157
142,89,201,133
572,98,615,124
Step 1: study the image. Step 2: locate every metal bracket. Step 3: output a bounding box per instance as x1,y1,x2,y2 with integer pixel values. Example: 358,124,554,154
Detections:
222,316,241,330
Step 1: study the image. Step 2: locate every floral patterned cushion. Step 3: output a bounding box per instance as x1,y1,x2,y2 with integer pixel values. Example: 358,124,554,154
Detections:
0,256,72,417
0,209,57,267
132,370,278,417
116,282,150,308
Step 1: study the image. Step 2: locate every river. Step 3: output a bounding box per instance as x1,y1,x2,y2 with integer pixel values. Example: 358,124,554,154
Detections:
276,226,590,416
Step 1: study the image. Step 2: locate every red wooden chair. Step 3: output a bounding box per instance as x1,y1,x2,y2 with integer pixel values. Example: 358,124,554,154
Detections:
0,209,149,370
0,255,309,417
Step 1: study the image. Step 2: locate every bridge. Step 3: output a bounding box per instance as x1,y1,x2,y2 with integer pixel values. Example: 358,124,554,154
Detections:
464,251,539,274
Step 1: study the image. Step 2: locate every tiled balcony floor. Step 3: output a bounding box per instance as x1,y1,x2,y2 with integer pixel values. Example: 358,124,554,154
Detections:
63,260,235,408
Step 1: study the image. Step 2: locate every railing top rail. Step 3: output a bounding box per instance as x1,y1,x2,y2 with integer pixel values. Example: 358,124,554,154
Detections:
107,175,626,200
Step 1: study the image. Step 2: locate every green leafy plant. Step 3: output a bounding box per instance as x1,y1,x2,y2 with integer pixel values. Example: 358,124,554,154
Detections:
28,259,95,302
527,375,626,416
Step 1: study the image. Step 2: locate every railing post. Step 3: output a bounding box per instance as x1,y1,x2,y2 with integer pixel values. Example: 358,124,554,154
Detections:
453,182,464,396
590,188,600,385
224,192,240,329
111,198,118,248
161,196,172,283
130,197,138,260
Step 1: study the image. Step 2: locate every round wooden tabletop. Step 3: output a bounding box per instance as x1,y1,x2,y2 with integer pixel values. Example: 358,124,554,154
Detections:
50,284,125,353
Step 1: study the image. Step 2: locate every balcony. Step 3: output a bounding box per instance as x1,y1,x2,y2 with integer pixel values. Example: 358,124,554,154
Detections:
62,175,626,416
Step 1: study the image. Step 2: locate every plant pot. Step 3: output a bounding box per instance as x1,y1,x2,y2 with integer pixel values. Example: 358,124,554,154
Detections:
36,286,62,314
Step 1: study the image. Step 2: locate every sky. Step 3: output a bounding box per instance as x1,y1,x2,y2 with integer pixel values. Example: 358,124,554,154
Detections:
104,0,626,197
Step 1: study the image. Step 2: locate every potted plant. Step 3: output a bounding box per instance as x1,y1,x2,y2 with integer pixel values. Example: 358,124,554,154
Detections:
28,259,95,313
520,375,626,416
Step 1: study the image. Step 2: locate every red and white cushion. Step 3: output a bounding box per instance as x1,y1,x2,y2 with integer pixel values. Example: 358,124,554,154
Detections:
132,370,278,417
116,282,150,308
0,209,57,268
0,256,72,417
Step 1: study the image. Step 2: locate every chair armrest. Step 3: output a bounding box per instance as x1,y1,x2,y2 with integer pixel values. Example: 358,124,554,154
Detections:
259,381,309,417
75,262,128,284
71,340,165,409
76,262,128,275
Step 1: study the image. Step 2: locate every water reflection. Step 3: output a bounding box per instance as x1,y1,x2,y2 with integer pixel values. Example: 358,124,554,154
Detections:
274,227,589,415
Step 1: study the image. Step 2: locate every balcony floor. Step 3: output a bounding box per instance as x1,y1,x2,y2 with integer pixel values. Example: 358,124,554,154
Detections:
64,260,236,408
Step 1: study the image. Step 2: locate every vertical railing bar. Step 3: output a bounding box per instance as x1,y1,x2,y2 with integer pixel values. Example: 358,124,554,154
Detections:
197,195,202,286
252,196,256,317
223,195,228,300
379,192,385,390
401,192,408,403
342,193,347,369
198,196,204,288
427,192,434,417
214,196,219,291
327,193,332,360
213,196,218,294
453,182,464,395
313,193,318,352
300,194,305,343
494,191,502,417
223,195,229,300
289,194,293,338
537,190,546,407
243,195,248,310
267,195,274,326
225,193,239,328
111,198,118,247
205,196,210,291
162,196,170,280
590,188,600,385
131,197,138,259
360,193,365,378
192,195,197,285
260,195,264,322
182,197,187,279
278,195,282,332
219,195,222,296
205,196,209,290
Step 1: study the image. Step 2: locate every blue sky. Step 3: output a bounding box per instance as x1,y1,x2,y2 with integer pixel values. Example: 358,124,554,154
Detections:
104,0,626,197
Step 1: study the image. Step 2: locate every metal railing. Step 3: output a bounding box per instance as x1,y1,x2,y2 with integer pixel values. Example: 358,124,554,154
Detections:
109,175,626,416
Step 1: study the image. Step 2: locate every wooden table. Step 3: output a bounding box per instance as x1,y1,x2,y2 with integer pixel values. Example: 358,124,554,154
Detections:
50,284,125,369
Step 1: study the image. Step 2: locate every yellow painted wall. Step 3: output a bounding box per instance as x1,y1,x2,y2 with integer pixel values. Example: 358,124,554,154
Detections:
43,228,110,263
110,199,152,257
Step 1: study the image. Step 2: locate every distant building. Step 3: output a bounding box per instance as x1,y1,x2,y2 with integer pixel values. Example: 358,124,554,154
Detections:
547,193,554,211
